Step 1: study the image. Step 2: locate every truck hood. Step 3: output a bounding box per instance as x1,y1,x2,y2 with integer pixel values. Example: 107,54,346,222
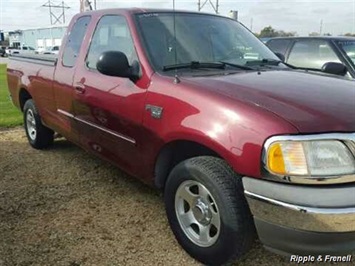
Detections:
183,70,355,133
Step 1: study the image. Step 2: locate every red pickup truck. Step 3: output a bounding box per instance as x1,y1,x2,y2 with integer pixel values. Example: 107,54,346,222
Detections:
7,8,355,265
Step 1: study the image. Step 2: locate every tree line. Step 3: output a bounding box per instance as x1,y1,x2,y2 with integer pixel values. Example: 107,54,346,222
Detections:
255,26,355,38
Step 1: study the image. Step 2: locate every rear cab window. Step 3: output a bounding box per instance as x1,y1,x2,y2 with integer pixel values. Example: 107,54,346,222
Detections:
62,16,91,67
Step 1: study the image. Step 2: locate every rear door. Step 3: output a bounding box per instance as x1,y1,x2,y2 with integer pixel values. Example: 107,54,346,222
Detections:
52,15,91,144
72,14,148,175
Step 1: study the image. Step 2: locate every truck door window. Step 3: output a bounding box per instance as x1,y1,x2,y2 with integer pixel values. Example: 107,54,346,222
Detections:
62,16,91,67
288,40,340,69
86,15,138,69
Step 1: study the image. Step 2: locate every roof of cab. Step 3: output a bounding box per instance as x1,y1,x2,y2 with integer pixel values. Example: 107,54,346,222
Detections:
77,7,227,19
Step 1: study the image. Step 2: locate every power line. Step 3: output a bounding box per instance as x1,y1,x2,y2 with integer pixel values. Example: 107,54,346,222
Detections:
41,1,70,25
198,0,219,14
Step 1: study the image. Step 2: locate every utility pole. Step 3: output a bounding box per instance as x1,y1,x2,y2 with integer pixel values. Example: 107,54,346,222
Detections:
41,1,70,25
198,0,219,14
320,19,323,35
80,0,93,12
250,18,253,32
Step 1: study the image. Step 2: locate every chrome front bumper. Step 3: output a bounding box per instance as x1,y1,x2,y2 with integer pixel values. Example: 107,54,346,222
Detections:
243,177,355,255
245,190,355,232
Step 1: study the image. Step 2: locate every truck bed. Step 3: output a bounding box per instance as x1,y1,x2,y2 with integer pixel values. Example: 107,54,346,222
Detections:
7,54,57,111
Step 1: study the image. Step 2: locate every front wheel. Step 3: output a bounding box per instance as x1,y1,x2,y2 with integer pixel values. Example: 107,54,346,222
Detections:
164,156,256,265
24,99,54,149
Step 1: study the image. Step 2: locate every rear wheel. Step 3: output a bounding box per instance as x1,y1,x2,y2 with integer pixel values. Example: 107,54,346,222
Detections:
24,99,54,149
164,156,256,265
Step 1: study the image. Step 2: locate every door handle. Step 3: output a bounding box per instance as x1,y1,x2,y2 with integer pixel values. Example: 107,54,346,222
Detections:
75,83,86,94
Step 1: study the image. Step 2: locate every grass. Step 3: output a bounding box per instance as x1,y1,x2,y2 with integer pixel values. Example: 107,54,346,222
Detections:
0,64,23,127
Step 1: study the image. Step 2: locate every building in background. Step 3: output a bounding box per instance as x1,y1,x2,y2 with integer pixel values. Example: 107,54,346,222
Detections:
229,10,238,20
7,25,67,50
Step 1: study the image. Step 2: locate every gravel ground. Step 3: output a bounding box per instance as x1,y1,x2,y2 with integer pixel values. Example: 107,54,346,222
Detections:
0,128,352,266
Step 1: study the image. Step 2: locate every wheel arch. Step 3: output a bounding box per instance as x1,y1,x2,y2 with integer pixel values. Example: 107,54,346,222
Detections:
154,139,226,190
19,87,32,112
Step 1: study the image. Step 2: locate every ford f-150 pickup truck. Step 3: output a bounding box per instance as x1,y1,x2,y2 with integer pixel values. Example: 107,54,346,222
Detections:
7,8,355,265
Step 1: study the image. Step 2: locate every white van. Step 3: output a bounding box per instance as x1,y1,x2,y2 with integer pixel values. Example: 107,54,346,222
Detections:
8,45,36,55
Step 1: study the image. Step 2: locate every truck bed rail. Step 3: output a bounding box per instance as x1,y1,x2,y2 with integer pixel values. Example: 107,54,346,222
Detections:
9,54,57,66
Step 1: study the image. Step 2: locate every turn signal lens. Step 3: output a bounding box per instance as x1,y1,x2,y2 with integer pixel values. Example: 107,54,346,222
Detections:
267,143,286,174
268,142,308,175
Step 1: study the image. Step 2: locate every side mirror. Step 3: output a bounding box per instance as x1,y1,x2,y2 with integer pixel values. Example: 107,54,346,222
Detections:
274,52,285,62
321,62,347,76
96,51,139,81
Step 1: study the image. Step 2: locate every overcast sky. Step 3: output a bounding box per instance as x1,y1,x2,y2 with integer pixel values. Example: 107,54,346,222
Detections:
0,0,354,35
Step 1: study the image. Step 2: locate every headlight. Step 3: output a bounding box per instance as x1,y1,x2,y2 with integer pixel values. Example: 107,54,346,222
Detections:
266,140,355,176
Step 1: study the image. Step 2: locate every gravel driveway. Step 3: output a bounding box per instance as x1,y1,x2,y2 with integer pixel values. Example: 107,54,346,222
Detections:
0,129,348,266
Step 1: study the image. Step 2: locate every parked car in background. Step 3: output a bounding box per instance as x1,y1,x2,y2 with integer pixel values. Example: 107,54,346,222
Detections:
259,37,272,44
7,45,36,56
5,47,15,56
35,46,46,54
266,37,355,79
0,46,6,57
43,45,60,55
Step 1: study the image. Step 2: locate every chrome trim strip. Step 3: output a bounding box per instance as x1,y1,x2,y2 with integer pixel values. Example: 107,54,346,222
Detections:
264,133,355,151
262,133,355,185
244,190,355,215
57,109,74,118
57,109,136,144
75,116,136,144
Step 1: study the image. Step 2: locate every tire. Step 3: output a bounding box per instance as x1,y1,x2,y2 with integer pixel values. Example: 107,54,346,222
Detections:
164,156,256,266
23,99,54,149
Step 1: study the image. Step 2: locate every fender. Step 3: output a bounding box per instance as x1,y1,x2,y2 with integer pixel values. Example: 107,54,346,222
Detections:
144,74,299,181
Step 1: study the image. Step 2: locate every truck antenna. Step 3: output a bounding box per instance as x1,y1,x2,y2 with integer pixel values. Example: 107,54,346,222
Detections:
173,0,180,84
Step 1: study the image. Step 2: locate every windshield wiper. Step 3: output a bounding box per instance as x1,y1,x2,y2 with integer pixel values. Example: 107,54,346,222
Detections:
246,58,283,66
251,60,327,73
219,61,255,70
162,61,225,71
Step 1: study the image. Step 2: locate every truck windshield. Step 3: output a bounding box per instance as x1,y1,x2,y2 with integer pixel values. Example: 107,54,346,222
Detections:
336,40,355,66
135,12,279,72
